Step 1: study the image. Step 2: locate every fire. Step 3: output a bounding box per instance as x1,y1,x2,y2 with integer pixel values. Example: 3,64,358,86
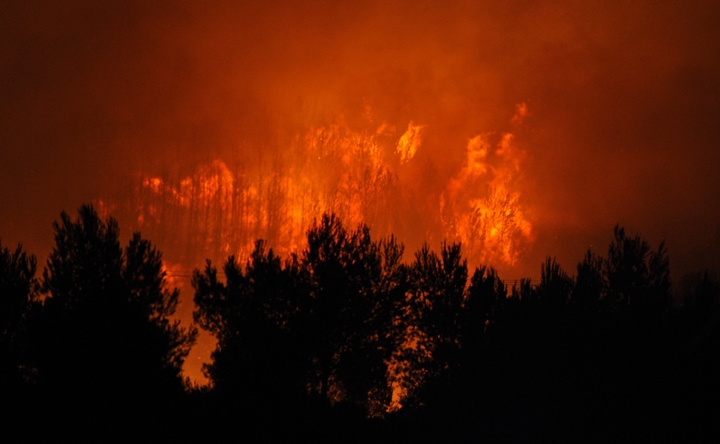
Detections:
132,120,402,265
396,121,424,164
129,106,532,270
442,130,533,267
385,324,432,413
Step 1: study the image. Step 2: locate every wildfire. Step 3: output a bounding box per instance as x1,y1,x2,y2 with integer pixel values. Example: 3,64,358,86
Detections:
115,104,535,407
442,130,532,266
129,105,532,270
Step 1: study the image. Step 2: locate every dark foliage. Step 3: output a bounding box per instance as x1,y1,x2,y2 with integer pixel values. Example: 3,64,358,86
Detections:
193,239,308,416
0,241,39,394
193,215,408,423
605,225,672,318
30,205,197,434
187,218,720,441
3,208,719,440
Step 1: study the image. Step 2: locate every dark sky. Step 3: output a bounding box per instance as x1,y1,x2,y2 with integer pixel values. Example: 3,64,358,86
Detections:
2,0,720,278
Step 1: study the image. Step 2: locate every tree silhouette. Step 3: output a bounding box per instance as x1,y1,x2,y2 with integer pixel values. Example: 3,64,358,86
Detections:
459,265,506,374
403,242,467,412
602,225,672,321
37,205,196,424
465,266,506,331
573,250,605,312
537,257,573,310
0,241,39,393
192,214,407,431
301,214,402,413
185,219,720,439
193,240,308,416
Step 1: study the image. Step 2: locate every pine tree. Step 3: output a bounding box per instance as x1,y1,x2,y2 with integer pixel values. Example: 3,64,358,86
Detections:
38,205,196,414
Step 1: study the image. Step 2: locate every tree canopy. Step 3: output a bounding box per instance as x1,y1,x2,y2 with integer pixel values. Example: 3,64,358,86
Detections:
3,207,719,440
37,205,196,417
0,241,38,392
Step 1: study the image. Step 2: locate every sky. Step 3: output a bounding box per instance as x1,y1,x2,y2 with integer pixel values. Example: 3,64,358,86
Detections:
2,0,720,380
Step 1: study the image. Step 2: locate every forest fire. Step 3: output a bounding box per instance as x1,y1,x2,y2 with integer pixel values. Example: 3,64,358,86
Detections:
123,107,535,398
4,0,720,437
442,131,532,267
132,105,533,274
110,106,535,394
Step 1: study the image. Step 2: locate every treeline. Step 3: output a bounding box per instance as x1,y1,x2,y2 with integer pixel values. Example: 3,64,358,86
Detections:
1,205,719,440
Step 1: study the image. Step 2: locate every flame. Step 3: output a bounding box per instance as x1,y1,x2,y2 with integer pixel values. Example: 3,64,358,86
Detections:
133,120,410,263
131,106,532,270
385,324,432,413
396,121,424,164
441,131,533,266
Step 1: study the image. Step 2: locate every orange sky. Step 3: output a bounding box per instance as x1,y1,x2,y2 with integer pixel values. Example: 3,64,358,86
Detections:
2,0,720,382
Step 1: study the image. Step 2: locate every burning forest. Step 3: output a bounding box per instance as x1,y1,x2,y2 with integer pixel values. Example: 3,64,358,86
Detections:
2,0,720,440
114,104,534,274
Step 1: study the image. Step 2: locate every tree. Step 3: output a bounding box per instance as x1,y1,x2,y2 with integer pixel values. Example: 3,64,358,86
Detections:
0,241,38,391
536,257,573,313
573,250,605,312
404,241,467,408
301,214,401,412
192,240,308,412
38,205,196,411
604,225,671,319
463,266,506,345
193,214,406,419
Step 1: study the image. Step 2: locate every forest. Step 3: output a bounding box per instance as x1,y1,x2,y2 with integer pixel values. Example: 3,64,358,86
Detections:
1,204,719,441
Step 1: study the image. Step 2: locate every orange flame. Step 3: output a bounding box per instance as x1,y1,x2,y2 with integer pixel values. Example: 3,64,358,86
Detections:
442,130,532,266
133,106,532,270
396,121,424,164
